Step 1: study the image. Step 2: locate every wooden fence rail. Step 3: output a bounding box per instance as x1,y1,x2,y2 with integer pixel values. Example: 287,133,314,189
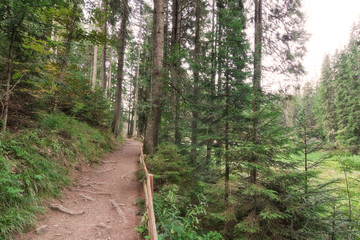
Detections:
139,143,158,240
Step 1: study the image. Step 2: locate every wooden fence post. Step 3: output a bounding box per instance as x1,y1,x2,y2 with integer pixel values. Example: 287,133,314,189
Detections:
139,142,158,240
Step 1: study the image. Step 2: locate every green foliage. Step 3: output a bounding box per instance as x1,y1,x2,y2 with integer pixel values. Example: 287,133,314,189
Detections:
311,21,360,237
317,20,360,149
58,79,112,126
146,144,192,186
0,0,113,130
150,185,223,240
309,151,360,239
0,112,118,239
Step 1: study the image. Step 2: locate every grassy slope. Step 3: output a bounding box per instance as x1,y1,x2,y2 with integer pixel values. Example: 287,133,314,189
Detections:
0,112,119,239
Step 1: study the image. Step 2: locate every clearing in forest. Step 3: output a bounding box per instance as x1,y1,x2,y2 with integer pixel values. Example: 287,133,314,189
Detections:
15,139,142,240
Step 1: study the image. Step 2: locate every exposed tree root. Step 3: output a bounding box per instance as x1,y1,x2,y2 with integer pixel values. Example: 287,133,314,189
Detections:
89,185,101,190
95,168,116,173
76,189,111,196
79,193,95,202
49,204,85,215
97,223,112,229
78,181,105,187
77,184,101,191
109,199,127,223
78,181,104,191
103,161,117,164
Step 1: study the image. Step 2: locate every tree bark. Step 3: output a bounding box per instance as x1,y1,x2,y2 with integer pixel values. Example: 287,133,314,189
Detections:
251,0,263,184
127,83,133,137
224,69,230,201
100,0,108,91
112,0,128,137
210,0,216,94
91,41,98,89
50,18,57,56
190,0,201,161
2,11,26,133
2,30,16,133
132,42,141,137
107,45,113,98
170,0,182,145
216,0,223,94
143,0,165,155
205,0,217,164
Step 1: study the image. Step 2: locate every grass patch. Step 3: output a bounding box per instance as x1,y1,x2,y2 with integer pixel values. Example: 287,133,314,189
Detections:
304,151,360,236
0,112,119,239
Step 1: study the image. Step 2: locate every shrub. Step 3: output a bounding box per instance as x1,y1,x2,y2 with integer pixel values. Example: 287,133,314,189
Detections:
146,144,192,186
137,185,223,240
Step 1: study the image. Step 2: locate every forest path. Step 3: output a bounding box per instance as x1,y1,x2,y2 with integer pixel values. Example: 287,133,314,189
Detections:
16,139,142,240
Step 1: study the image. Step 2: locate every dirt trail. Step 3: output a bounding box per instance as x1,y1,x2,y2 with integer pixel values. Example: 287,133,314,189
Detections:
16,139,142,240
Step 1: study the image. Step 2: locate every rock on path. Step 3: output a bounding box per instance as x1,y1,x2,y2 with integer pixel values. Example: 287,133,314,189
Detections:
15,139,142,240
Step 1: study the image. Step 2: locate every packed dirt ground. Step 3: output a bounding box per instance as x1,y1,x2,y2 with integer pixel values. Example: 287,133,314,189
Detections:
15,139,142,240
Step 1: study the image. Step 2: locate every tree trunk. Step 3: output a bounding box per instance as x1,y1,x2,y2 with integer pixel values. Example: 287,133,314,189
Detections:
127,87,133,137
143,0,165,155
100,0,108,91
54,0,79,111
50,18,57,56
132,42,141,137
205,0,217,164
112,0,128,137
251,0,263,184
107,45,113,98
224,69,230,201
2,29,17,133
170,0,182,145
216,0,223,94
190,0,201,162
138,39,152,137
91,42,98,89
1,10,26,133
58,0,78,84
211,0,216,94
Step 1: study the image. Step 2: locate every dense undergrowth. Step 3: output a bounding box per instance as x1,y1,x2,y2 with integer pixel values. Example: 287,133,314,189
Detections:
0,112,119,239
137,144,224,239
138,143,360,239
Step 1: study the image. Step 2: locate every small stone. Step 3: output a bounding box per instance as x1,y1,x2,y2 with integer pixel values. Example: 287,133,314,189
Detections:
97,223,111,229
36,225,48,235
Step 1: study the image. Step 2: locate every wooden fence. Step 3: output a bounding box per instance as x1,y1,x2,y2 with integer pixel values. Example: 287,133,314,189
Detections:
139,143,158,240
